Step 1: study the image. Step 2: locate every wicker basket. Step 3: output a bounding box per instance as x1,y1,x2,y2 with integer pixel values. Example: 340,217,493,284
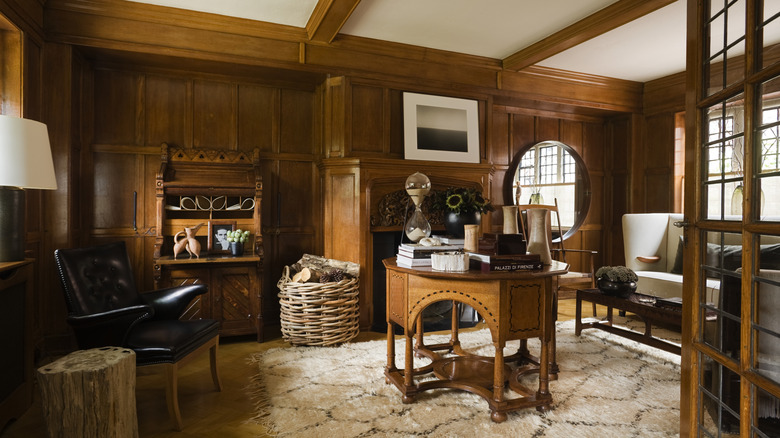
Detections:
277,265,360,346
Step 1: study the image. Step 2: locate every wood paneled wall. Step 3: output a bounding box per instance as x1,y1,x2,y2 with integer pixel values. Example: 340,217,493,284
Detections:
72,67,679,339
85,67,321,337
641,72,686,213
0,0,690,355
605,115,634,266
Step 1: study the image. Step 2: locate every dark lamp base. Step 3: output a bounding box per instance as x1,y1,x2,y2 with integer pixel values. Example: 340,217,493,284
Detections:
0,187,25,262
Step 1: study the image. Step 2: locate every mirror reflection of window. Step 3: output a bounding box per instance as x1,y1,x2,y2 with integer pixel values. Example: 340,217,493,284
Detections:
513,141,577,229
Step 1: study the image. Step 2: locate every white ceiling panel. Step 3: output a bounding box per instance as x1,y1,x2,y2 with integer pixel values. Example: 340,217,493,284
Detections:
123,0,694,82
339,0,620,59
124,0,319,27
538,0,686,82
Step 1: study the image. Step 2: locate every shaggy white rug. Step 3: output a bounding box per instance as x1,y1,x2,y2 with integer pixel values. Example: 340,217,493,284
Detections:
249,318,681,437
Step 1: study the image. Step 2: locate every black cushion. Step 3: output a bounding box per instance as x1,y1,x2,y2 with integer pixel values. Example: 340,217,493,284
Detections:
705,243,741,271
127,319,220,365
759,244,780,270
705,243,780,271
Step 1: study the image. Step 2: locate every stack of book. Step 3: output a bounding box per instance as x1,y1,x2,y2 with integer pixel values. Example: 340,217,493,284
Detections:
467,251,543,272
396,243,460,268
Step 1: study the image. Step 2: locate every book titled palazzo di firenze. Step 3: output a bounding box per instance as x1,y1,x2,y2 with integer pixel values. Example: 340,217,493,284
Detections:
467,251,543,272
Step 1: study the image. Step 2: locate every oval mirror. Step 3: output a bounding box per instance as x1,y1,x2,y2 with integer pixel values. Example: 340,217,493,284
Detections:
504,141,591,241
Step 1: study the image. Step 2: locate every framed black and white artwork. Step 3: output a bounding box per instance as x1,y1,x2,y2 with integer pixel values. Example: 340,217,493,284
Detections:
208,220,235,254
402,92,479,164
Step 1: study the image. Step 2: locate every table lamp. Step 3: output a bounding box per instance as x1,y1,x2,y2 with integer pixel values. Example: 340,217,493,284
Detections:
0,115,57,262
404,172,431,242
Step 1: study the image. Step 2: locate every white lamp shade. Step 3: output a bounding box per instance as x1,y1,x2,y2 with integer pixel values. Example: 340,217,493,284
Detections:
0,115,57,190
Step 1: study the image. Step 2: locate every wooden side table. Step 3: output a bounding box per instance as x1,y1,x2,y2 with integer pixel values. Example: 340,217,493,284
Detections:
37,347,138,437
0,260,34,431
383,259,568,422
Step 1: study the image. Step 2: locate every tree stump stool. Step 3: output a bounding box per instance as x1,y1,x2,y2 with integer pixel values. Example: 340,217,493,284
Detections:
37,347,138,438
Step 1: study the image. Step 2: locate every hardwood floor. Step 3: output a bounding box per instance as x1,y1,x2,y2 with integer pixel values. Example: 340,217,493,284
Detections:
0,299,593,437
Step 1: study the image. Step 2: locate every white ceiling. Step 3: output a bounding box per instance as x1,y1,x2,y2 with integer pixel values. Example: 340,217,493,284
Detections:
126,0,689,83
538,1,686,82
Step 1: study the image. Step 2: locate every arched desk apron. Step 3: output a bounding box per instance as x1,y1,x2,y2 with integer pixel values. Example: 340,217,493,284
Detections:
382,258,568,423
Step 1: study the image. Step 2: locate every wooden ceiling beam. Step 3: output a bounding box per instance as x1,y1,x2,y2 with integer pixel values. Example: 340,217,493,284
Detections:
307,0,361,44
502,0,676,71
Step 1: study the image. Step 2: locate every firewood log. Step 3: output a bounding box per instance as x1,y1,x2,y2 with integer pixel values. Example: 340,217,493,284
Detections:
296,254,360,278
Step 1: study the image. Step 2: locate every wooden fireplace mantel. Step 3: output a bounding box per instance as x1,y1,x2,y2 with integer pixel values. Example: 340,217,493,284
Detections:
319,157,494,329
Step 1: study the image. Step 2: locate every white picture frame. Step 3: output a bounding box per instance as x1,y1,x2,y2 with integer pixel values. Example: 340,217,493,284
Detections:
403,92,479,164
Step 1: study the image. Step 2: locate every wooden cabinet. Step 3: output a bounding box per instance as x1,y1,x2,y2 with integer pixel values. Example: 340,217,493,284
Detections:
154,259,261,338
0,260,33,430
153,145,264,341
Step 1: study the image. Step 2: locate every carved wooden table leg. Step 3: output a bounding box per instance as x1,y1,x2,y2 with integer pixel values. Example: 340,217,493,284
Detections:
403,329,415,403
536,331,552,412
549,290,559,379
491,340,508,423
386,322,396,384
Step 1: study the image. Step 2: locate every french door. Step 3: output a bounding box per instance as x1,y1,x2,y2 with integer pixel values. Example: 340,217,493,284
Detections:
683,0,780,436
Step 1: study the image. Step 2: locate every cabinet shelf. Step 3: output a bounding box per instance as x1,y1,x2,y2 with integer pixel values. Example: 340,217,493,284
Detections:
155,254,261,265
164,195,256,212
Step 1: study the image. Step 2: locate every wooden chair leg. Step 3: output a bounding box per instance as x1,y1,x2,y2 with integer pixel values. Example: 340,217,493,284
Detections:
210,339,222,392
550,290,559,379
164,363,183,431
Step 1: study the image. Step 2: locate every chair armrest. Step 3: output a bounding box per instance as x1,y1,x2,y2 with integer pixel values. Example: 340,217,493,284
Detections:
551,248,598,266
636,256,662,263
562,249,599,255
67,304,153,349
141,284,208,321
551,248,598,255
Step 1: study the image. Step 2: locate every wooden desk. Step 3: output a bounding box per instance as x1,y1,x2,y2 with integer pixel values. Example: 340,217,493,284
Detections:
383,259,568,422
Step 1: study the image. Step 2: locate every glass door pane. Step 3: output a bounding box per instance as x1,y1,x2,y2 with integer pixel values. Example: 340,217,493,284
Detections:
757,76,780,221
690,1,780,436
703,93,745,220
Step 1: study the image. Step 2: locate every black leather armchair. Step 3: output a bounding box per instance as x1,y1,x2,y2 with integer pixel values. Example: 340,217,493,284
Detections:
54,241,222,431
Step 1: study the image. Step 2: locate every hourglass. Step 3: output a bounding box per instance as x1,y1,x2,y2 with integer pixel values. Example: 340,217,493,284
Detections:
404,172,431,242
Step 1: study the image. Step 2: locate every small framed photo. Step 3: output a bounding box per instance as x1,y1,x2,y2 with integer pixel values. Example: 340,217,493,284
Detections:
403,92,480,164
208,220,236,254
